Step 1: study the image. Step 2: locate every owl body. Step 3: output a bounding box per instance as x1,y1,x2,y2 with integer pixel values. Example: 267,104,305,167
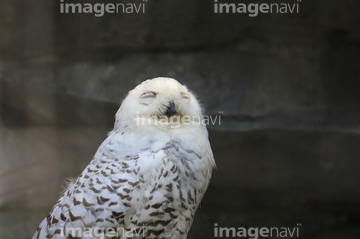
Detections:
33,78,215,239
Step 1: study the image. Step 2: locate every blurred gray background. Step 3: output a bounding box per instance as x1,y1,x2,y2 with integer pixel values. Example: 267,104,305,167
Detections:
1,0,360,238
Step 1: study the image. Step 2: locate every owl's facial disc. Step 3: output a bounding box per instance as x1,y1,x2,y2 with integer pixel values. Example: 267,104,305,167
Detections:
115,78,204,130
138,91,181,118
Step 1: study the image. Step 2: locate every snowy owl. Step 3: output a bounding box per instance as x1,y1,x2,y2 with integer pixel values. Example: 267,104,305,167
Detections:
33,77,215,239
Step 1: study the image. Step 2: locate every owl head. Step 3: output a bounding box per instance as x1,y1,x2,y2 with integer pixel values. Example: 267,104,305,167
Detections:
115,77,204,131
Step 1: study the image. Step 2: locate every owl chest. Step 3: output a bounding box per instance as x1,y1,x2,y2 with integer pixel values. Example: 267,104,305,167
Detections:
135,149,200,211
97,140,203,210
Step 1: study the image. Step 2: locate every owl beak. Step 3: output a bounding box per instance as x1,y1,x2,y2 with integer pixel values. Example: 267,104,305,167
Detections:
164,101,176,117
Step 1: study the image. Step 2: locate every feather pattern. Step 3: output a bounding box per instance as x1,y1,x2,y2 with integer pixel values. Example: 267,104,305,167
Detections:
33,77,215,239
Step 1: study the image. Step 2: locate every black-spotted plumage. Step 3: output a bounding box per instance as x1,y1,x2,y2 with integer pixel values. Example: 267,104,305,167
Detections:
33,78,215,239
